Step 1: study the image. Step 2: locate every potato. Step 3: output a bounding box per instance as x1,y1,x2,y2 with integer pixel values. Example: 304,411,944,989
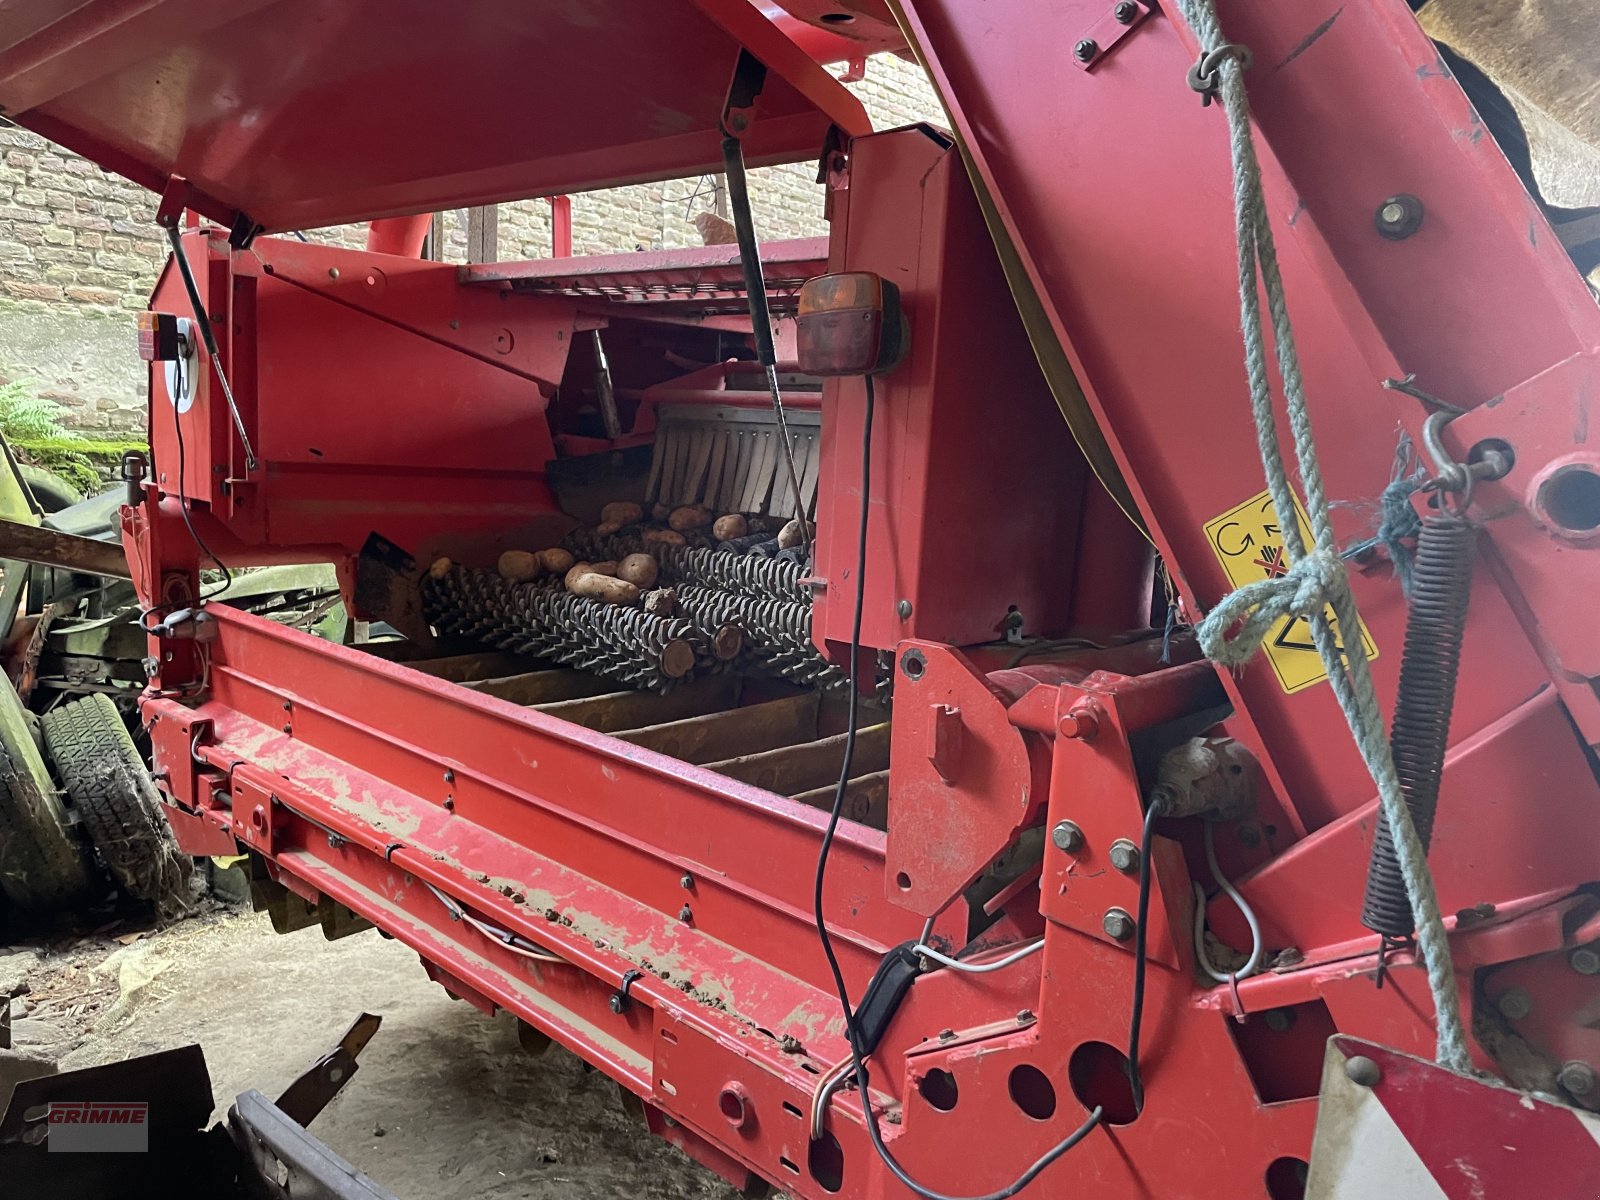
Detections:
642,528,687,547
600,501,644,526
712,514,748,542
498,550,541,582
590,561,618,577
537,548,574,575
668,504,714,532
427,556,453,581
617,552,659,589
569,572,641,605
595,520,624,536
778,518,813,549
564,562,594,590
651,503,673,523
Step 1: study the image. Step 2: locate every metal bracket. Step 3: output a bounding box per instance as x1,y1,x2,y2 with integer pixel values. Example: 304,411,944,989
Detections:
1073,0,1154,71
275,1013,383,1127
719,49,768,139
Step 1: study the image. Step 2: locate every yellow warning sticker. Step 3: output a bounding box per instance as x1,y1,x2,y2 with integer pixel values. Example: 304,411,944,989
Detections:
1203,489,1378,694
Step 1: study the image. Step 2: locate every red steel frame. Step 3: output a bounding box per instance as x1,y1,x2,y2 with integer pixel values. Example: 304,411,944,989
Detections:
23,0,1597,1196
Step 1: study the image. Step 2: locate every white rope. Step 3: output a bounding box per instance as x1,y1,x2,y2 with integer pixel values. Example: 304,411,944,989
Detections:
1176,0,1470,1071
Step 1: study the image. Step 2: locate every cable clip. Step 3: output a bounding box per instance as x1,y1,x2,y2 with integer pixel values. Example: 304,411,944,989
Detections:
1187,43,1253,106
609,969,645,1014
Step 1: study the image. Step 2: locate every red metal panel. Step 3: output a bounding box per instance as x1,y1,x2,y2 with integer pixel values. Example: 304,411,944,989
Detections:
891,0,1593,834
0,0,869,233
811,128,1089,652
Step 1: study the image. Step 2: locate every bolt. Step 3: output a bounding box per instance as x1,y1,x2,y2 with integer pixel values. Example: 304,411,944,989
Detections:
1570,947,1600,976
609,991,630,1015
1058,705,1099,740
1108,839,1140,874
678,905,693,923
1237,824,1263,848
680,874,694,890
1051,821,1084,853
1495,988,1532,1022
326,832,341,849
1558,1061,1597,1098
281,699,291,711
443,796,455,812
327,267,340,280
730,113,748,132
282,723,292,734
897,599,913,620
1114,0,1138,22
1374,193,1424,240
1074,38,1098,62
937,1028,956,1042
1016,1009,1036,1024
1264,1008,1297,1033
1102,908,1135,941
443,769,455,784
1345,1055,1382,1087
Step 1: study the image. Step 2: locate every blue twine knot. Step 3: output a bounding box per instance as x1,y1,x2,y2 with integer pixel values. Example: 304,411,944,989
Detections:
1196,547,1343,667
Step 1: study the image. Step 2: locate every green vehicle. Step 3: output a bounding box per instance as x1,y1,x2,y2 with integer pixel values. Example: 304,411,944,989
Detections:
0,444,342,918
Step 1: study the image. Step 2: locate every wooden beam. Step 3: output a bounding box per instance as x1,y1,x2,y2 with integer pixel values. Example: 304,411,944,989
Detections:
614,691,818,764
791,771,890,829
405,650,533,683
707,722,891,796
0,518,130,578
467,205,499,264
462,668,621,706
534,673,741,733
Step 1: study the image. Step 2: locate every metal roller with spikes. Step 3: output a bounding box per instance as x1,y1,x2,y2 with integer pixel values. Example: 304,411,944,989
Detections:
673,585,842,689
422,568,703,691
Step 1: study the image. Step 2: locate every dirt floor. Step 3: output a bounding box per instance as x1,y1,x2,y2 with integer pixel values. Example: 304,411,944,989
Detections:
2,905,746,1199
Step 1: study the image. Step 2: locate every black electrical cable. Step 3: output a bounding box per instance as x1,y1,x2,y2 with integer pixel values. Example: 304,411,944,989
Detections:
810,374,1104,1200
139,346,234,631
1125,798,1163,1115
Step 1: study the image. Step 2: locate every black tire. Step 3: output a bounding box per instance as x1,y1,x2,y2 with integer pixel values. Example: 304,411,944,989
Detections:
41,694,192,910
0,740,95,911
18,464,84,514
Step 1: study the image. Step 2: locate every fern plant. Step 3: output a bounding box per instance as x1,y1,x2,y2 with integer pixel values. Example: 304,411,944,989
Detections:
0,377,110,493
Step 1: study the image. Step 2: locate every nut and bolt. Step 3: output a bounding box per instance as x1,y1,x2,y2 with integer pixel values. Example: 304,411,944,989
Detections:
1569,947,1600,976
937,1028,957,1042
1113,0,1138,22
443,769,455,784
1015,1009,1036,1025
1495,988,1532,1022
1375,193,1425,240
1102,907,1135,941
1108,839,1140,874
680,874,694,890
1051,821,1084,853
1558,1060,1597,1098
1074,39,1098,62
608,992,628,1014
1344,1055,1382,1088
678,905,693,923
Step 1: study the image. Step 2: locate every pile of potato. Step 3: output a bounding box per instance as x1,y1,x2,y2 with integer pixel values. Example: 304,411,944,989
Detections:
427,499,813,611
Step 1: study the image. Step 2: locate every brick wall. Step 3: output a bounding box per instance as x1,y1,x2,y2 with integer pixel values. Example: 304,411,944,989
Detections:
0,54,943,440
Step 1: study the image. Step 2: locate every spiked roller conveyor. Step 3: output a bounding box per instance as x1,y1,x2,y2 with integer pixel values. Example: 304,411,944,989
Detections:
422,568,702,691
673,585,842,688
